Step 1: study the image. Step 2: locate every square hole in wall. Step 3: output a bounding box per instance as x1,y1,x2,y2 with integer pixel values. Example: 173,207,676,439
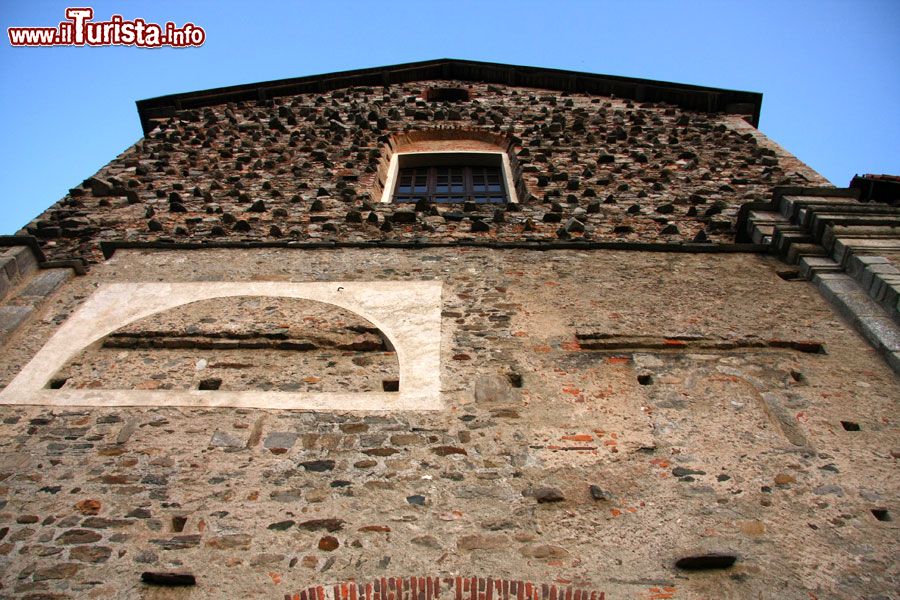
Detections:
425,87,470,102
871,508,891,522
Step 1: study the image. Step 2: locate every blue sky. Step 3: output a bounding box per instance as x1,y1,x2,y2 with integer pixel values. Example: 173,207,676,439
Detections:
1,0,898,234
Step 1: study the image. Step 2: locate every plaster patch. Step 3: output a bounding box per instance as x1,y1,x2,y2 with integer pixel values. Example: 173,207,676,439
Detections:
0,281,442,411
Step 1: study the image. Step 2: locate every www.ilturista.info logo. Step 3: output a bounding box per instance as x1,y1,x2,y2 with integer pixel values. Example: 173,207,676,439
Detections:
8,8,205,47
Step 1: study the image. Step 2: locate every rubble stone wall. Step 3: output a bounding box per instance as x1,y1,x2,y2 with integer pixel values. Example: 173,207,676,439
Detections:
0,247,895,599
22,81,829,264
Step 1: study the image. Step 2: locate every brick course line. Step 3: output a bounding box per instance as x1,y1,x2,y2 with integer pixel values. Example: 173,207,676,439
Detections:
288,577,605,600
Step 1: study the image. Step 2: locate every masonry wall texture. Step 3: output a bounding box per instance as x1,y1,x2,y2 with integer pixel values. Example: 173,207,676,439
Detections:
23,78,825,264
0,61,897,599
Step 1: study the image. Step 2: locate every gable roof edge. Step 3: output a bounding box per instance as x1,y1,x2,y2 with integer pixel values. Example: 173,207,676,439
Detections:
135,58,763,134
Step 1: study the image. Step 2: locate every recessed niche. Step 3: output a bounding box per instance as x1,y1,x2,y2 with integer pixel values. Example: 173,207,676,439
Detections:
47,378,68,390
776,270,803,281
871,508,891,522
425,87,470,103
198,378,222,391
171,516,187,532
790,370,806,383
507,372,523,388
675,553,737,570
841,421,861,431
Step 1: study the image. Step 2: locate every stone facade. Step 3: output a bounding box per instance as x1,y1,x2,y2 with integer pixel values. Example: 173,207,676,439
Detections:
0,61,897,599
22,72,825,264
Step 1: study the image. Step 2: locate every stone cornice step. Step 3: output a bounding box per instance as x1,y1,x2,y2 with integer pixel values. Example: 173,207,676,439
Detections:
740,186,900,373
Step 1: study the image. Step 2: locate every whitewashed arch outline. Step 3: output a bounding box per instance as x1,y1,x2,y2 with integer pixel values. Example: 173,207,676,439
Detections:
0,281,443,411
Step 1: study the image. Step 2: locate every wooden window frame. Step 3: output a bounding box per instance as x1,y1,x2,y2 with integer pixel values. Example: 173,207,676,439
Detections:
380,151,519,205
393,164,507,204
